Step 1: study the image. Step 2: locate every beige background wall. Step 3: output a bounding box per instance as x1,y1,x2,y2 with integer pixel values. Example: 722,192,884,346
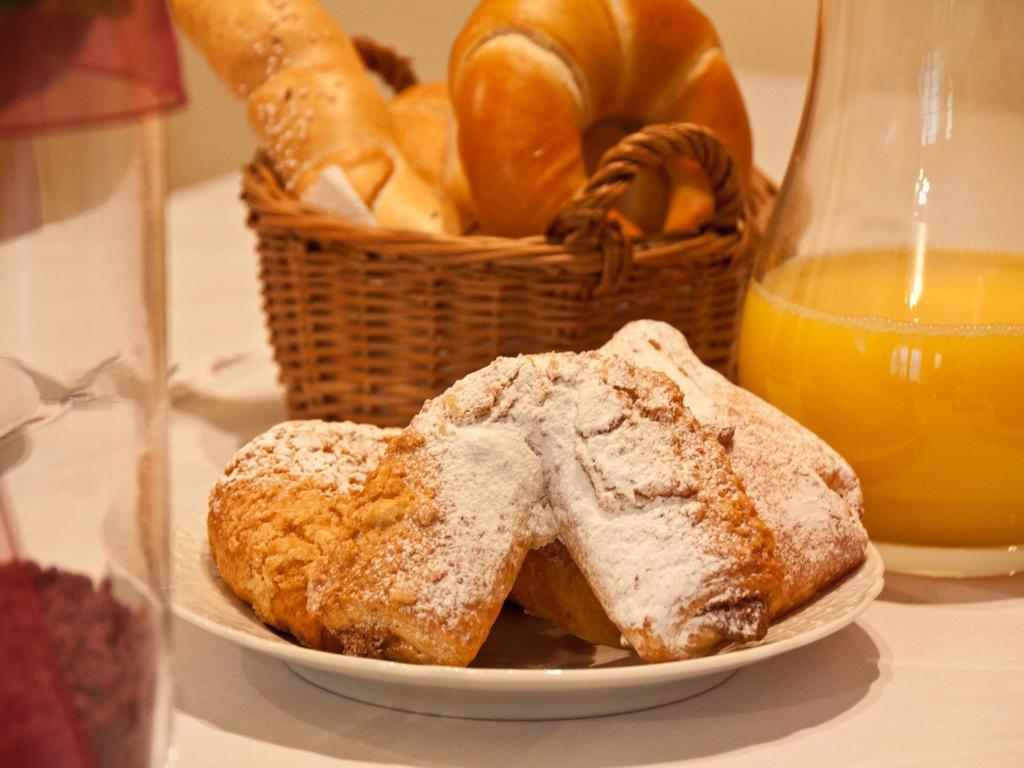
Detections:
167,0,818,190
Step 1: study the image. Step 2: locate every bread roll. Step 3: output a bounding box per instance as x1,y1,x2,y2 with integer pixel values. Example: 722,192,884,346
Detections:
170,0,453,233
388,81,450,190
387,81,475,233
448,0,752,236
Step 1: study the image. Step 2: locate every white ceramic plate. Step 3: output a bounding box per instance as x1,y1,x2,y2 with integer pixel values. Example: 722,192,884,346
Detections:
0,360,40,438
172,514,884,720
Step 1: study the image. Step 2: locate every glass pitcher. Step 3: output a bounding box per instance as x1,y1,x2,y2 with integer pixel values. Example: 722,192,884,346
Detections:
737,0,1024,576
0,1,184,765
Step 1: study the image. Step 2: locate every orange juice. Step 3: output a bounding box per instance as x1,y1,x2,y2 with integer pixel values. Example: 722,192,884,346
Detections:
738,248,1024,547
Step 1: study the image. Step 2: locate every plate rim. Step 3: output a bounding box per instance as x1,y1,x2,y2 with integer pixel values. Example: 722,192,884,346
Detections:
172,514,884,690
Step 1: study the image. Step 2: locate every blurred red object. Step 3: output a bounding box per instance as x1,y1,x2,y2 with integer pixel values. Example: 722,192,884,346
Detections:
0,490,95,767
0,0,185,135
0,490,156,768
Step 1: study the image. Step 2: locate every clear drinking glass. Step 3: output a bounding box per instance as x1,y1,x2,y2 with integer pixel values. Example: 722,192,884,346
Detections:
0,2,184,764
737,0,1024,576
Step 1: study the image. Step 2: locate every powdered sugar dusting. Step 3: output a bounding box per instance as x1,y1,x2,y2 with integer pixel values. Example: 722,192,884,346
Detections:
602,321,868,613
532,357,762,652
211,323,867,664
618,335,733,445
216,420,398,494
397,423,547,627
390,351,774,657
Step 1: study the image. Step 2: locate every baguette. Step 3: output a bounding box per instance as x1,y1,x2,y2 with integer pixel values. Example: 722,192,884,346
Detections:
171,0,454,233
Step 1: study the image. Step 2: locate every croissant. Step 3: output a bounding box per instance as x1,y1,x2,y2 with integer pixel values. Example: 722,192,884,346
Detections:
447,0,752,236
388,81,667,236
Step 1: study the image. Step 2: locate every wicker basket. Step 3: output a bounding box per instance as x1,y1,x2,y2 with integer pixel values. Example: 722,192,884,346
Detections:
243,38,777,427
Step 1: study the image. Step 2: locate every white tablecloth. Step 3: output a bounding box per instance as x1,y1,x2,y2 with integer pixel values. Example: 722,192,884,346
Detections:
166,72,1024,767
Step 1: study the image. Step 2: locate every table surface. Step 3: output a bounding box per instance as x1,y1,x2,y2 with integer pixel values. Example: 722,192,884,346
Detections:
165,71,1024,767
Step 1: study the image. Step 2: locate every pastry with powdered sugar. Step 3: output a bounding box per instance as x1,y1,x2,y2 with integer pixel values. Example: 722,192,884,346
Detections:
207,328,867,667
208,420,399,651
510,321,868,644
305,351,781,665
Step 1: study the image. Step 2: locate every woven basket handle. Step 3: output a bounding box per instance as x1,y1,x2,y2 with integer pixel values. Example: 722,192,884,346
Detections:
548,123,745,244
353,35,418,94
